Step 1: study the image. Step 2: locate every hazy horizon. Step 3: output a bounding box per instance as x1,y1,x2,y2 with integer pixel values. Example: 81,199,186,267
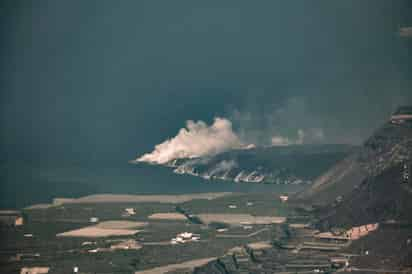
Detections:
1,0,411,165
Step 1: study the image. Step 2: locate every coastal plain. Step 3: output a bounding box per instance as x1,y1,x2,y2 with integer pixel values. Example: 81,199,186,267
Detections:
0,192,293,274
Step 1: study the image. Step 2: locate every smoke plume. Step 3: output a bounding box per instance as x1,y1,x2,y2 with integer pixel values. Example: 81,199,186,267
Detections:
271,128,324,146
137,118,243,164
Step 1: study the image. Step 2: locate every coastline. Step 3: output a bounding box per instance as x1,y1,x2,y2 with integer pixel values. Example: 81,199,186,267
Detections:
24,192,234,209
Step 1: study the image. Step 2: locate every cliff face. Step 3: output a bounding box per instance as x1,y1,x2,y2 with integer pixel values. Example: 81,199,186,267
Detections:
296,122,412,205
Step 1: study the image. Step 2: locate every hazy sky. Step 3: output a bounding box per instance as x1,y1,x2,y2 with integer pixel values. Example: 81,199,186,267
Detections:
1,0,411,164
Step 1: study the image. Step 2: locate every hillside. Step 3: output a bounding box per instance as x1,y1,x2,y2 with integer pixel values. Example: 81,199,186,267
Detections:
317,164,412,228
314,163,412,270
300,118,412,271
296,121,412,205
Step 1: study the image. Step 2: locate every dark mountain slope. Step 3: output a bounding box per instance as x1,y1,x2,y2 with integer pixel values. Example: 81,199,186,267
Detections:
300,116,412,271
347,226,412,268
295,153,367,205
296,122,412,205
318,164,412,228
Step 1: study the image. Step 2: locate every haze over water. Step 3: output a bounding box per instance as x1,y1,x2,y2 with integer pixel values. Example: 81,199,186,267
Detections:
1,1,411,209
0,162,299,209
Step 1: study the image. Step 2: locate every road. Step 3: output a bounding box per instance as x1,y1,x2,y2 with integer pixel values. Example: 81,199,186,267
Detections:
215,227,269,238
342,267,411,273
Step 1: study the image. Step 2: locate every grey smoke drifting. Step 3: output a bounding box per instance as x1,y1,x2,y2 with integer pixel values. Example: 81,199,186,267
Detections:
231,97,327,146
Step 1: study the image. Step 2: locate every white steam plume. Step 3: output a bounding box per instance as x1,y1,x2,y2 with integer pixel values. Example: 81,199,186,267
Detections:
270,129,304,146
271,128,324,146
137,118,243,164
270,136,295,146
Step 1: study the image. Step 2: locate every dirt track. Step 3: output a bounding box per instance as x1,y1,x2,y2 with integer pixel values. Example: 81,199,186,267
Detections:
134,257,216,274
197,213,286,225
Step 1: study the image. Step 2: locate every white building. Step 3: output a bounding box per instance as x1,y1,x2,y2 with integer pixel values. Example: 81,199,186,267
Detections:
125,208,136,215
171,232,200,244
279,195,289,202
89,217,99,223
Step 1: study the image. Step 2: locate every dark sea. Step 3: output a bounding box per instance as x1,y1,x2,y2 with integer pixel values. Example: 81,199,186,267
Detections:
0,161,301,209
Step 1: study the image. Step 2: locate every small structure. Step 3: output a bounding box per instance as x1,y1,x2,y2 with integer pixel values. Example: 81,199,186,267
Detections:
20,267,49,274
122,208,136,217
330,257,349,269
89,217,99,223
171,232,200,244
110,239,142,250
228,205,237,209
0,210,23,227
390,106,412,125
279,195,289,202
73,266,79,273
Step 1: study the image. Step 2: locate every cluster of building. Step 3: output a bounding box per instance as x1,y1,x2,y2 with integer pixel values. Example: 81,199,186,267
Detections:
171,232,200,244
345,223,379,240
314,223,379,241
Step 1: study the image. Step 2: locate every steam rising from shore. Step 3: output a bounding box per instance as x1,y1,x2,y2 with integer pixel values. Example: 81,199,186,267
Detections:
136,115,326,165
271,130,304,146
137,118,243,164
271,128,324,146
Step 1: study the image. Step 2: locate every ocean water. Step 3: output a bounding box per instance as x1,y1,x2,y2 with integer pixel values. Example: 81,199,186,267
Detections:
0,161,301,209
